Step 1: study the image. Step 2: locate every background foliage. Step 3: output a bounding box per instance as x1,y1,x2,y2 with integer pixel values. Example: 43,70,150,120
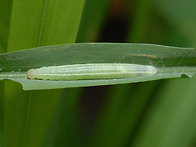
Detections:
0,0,196,147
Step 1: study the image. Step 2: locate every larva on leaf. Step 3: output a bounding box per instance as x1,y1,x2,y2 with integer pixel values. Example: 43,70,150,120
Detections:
27,63,157,80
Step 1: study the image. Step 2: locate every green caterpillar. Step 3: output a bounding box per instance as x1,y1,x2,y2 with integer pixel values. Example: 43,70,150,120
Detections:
27,63,157,80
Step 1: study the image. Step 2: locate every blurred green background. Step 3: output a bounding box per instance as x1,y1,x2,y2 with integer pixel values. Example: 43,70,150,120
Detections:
0,0,196,146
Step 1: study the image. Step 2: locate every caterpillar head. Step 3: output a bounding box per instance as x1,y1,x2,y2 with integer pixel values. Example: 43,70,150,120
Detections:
27,69,37,79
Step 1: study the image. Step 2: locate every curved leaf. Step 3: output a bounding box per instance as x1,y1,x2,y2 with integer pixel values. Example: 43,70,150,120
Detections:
0,43,195,90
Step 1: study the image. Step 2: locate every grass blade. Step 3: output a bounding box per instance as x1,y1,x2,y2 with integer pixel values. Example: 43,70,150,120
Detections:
0,43,195,90
3,0,85,146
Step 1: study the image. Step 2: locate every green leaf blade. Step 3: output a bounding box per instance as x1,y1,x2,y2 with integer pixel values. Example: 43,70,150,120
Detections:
0,43,195,90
